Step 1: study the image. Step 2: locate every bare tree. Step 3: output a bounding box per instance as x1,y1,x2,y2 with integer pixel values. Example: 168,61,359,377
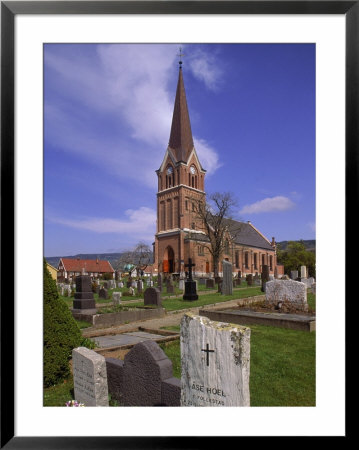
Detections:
191,192,241,278
114,242,152,278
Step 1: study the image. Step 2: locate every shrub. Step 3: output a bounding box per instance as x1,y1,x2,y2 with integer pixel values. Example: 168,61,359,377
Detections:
43,259,83,387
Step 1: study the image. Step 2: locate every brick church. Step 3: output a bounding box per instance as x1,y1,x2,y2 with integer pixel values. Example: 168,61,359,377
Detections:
153,62,283,278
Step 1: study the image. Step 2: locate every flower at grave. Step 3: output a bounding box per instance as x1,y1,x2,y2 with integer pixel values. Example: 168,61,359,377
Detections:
65,400,85,407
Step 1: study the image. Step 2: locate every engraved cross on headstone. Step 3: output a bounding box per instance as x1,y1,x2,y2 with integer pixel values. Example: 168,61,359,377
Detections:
201,343,215,367
185,258,195,281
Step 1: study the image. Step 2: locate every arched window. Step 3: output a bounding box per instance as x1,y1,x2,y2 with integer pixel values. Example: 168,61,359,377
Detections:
166,165,174,188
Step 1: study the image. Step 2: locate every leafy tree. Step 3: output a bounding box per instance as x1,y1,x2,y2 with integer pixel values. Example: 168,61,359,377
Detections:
43,259,83,387
277,241,316,277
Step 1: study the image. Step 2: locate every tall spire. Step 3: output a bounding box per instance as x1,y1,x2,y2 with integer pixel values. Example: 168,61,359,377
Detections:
168,62,194,163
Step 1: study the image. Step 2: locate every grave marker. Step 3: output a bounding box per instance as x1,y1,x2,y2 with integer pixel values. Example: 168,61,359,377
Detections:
144,287,162,307
180,314,251,406
72,347,109,406
221,260,233,295
265,279,308,311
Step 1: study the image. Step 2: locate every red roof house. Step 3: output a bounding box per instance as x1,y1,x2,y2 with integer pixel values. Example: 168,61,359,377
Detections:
57,258,115,281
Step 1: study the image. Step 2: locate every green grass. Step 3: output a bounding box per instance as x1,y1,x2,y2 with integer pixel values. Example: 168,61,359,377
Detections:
44,378,74,406
160,324,315,406
130,286,263,312
44,319,315,406
307,292,316,311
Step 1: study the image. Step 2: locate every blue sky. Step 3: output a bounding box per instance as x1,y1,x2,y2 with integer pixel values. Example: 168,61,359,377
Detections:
44,43,315,257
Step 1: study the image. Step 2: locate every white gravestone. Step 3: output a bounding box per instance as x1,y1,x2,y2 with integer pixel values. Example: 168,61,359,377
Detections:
180,313,251,407
300,265,307,279
72,347,109,406
112,292,122,305
265,279,308,311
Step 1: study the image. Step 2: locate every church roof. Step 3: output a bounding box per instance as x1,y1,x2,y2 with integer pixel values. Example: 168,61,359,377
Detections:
223,219,274,251
186,218,274,251
168,67,194,163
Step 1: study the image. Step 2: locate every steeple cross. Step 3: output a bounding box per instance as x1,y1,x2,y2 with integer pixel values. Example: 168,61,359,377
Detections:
178,47,185,66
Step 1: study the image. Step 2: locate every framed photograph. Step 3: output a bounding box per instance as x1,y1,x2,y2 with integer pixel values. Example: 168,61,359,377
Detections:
1,1,352,447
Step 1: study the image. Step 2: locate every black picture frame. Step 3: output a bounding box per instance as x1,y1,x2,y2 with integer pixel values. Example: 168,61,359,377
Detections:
1,1,352,447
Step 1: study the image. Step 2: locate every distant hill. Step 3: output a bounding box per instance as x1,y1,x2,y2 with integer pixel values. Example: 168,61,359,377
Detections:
45,253,125,269
276,240,316,252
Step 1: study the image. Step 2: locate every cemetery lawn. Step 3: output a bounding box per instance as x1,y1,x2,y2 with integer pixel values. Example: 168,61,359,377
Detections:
44,378,74,407
160,324,315,406
131,286,263,312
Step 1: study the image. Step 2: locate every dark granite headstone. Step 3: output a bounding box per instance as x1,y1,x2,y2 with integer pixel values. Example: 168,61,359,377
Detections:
99,287,108,300
72,275,96,312
247,274,253,286
166,281,174,294
217,280,223,293
206,278,215,289
121,341,180,406
261,265,270,292
234,278,242,286
144,287,162,307
137,280,143,293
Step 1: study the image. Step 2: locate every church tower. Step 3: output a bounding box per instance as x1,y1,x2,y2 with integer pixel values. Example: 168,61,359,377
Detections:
154,61,207,275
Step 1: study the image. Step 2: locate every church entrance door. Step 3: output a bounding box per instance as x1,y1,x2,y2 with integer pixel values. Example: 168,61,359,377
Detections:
163,246,175,273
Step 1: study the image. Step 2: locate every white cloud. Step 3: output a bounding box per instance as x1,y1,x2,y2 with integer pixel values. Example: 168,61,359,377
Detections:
45,44,222,188
47,207,156,241
240,196,295,214
186,47,223,91
194,138,222,175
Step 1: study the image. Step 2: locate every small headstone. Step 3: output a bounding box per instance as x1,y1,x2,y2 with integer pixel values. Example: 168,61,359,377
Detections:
144,287,162,307
112,292,122,305
246,274,253,286
234,278,241,287
221,260,233,295
300,266,307,279
128,286,135,296
180,313,251,406
103,281,108,289
179,279,185,290
290,270,298,280
206,278,215,289
118,281,124,288
72,347,109,406
265,279,308,311
137,280,143,293
261,265,270,292
199,278,206,285
166,281,174,294
98,287,108,300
